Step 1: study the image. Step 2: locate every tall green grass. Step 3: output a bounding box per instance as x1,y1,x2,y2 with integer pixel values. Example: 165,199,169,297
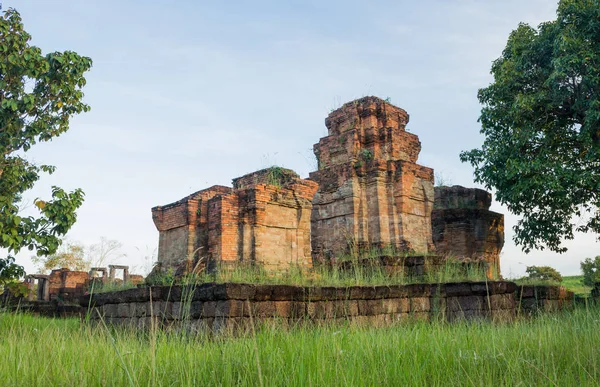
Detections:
562,275,593,297
513,275,593,297
2,306,599,386
152,258,491,289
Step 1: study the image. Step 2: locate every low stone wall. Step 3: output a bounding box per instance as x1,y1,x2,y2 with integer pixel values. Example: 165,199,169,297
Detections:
516,285,575,313
337,255,446,277
336,255,489,279
5,301,84,318
83,281,520,331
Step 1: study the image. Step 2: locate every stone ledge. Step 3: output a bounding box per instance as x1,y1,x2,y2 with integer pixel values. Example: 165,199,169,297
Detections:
84,281,517,306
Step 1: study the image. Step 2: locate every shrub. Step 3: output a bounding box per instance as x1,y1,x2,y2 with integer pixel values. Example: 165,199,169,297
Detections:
580,256,600,287
144,267,176,287
525,266,563,283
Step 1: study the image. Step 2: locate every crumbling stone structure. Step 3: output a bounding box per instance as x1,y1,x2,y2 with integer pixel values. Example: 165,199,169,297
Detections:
25,274,50,301
516,285,574,314
46,268,90,301
23,266,142,303
89,267,108,281
109,265,130,282
431,185,504,275
152,168,318,273
84,281,521,331
152,97,509,276
309,96,435,257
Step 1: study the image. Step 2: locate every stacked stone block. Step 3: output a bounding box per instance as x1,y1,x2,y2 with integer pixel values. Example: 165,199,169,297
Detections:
431,185,504,276
47,268,90,301
84,281,519,331
516,285,574,314
152,168,318,273
152,185,232,272
337,255,446,277
309,96,435,259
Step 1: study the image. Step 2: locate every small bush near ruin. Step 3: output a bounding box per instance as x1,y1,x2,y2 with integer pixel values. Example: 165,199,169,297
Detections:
525,265,563,283
581,256,600,287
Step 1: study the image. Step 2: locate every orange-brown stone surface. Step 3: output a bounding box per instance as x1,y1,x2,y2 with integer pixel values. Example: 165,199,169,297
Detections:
47,268,89,301
152,185,233,271
431,185,504,275
152,168,318,273
309,96,435,257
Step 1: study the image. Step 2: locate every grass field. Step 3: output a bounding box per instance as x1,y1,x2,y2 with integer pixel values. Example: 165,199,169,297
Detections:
1,305,600,386
562,275,593,297
512,275,593,297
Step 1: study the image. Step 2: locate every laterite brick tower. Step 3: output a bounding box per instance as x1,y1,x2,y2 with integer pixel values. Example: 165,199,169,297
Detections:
152,168,318,273
309,96,435,258
432,185,504,275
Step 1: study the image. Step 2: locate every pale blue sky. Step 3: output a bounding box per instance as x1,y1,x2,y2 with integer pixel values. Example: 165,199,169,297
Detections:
6,0,598,277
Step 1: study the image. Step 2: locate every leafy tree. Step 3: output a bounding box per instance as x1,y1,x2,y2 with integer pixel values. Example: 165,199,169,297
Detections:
31,240,90,273
0,8,92,280
460,0,600,253
0,256,24,286
525,265,563,283
580,256,600,286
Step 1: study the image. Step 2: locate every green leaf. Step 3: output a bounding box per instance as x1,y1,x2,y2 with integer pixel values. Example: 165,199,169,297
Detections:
0,8,91,282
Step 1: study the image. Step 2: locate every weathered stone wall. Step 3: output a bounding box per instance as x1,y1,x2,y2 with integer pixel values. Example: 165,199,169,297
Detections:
152,168,318,273
432,186,504,276
153,185,232,270
310,96,435,259
516,285,574,313
84,281,523,331
337,255,455,277
47,269,89,301
214,175,318,271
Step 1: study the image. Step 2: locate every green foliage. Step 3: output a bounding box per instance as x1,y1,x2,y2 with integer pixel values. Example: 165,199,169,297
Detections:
31,240,90,273
460,0,600,253
0,8,92,280
359,149,373,162
174,257,488,288
265,166,285,188
2,307,600,385
145,268,176,287
580,256,600,286
90,281,137,294
354,149,374,169
0,256,24,285
525,265,563,283
1,280,28,298
561,275,593,296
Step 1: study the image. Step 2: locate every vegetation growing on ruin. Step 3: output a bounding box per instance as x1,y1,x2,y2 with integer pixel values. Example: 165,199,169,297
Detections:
1,306,600,385
265,166,286,188
133,258,490,289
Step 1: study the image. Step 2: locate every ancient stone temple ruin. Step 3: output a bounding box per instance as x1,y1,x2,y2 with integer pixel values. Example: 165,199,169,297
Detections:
431,185,504,274
152,96,504,275
152,168,318,273
23,266,143,303
310,97,435,257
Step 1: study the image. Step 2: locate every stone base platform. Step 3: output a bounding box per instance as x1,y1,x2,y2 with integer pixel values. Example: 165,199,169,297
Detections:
81,281,574,332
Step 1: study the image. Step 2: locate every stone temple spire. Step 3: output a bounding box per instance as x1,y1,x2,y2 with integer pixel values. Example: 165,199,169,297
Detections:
310,96,435,257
